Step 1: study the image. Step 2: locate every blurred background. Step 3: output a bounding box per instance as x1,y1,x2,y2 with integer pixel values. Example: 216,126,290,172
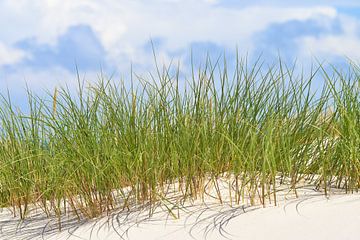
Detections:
1,0,359,107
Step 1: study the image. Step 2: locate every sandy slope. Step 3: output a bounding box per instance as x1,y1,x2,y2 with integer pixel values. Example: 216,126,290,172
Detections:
1,186,360,240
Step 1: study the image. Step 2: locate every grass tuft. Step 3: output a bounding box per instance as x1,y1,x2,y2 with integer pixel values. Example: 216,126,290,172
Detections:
0,56,359,224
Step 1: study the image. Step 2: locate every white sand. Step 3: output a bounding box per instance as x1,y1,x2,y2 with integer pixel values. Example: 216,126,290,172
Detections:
1,186,360,240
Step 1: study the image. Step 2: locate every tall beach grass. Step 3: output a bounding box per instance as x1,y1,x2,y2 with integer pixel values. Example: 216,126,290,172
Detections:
0,55,359,225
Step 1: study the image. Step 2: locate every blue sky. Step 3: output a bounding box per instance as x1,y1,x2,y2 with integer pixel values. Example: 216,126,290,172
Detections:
1,0,360,105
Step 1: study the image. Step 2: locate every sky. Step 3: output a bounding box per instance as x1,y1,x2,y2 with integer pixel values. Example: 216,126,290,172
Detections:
1,0,360,106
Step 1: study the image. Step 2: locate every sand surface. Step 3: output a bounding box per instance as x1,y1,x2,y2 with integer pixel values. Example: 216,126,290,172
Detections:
1,187,360,240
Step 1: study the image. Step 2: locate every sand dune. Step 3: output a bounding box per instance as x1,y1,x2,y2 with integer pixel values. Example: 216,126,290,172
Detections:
1,185,359,240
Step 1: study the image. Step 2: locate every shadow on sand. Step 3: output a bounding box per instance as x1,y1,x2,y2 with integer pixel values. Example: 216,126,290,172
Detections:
0,186,331,240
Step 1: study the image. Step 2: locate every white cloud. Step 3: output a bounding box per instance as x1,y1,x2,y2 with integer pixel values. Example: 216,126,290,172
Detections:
1,67,76,92
0,66,105,108
298,15,360,61
3,0,360,108
301,36,360,60
0,1,338,69
225,0,360,8
0,42,26,65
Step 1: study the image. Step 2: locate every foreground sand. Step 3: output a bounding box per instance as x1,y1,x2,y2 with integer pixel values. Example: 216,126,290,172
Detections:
1,186,359,240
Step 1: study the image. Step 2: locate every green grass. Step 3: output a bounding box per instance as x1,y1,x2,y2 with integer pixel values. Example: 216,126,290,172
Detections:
0,56,359,225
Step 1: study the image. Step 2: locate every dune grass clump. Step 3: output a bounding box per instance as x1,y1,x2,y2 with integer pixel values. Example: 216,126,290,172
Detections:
0,56,359,225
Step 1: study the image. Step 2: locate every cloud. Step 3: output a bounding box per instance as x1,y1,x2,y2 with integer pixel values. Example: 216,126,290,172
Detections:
301,36,360,60
298,14,360,61
0,67,74,92
1,0,358,103
0,42,26,65
0,66,104,110
0,1,338,69
15,25,108,71
217,0,360,8
252,16,341,63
